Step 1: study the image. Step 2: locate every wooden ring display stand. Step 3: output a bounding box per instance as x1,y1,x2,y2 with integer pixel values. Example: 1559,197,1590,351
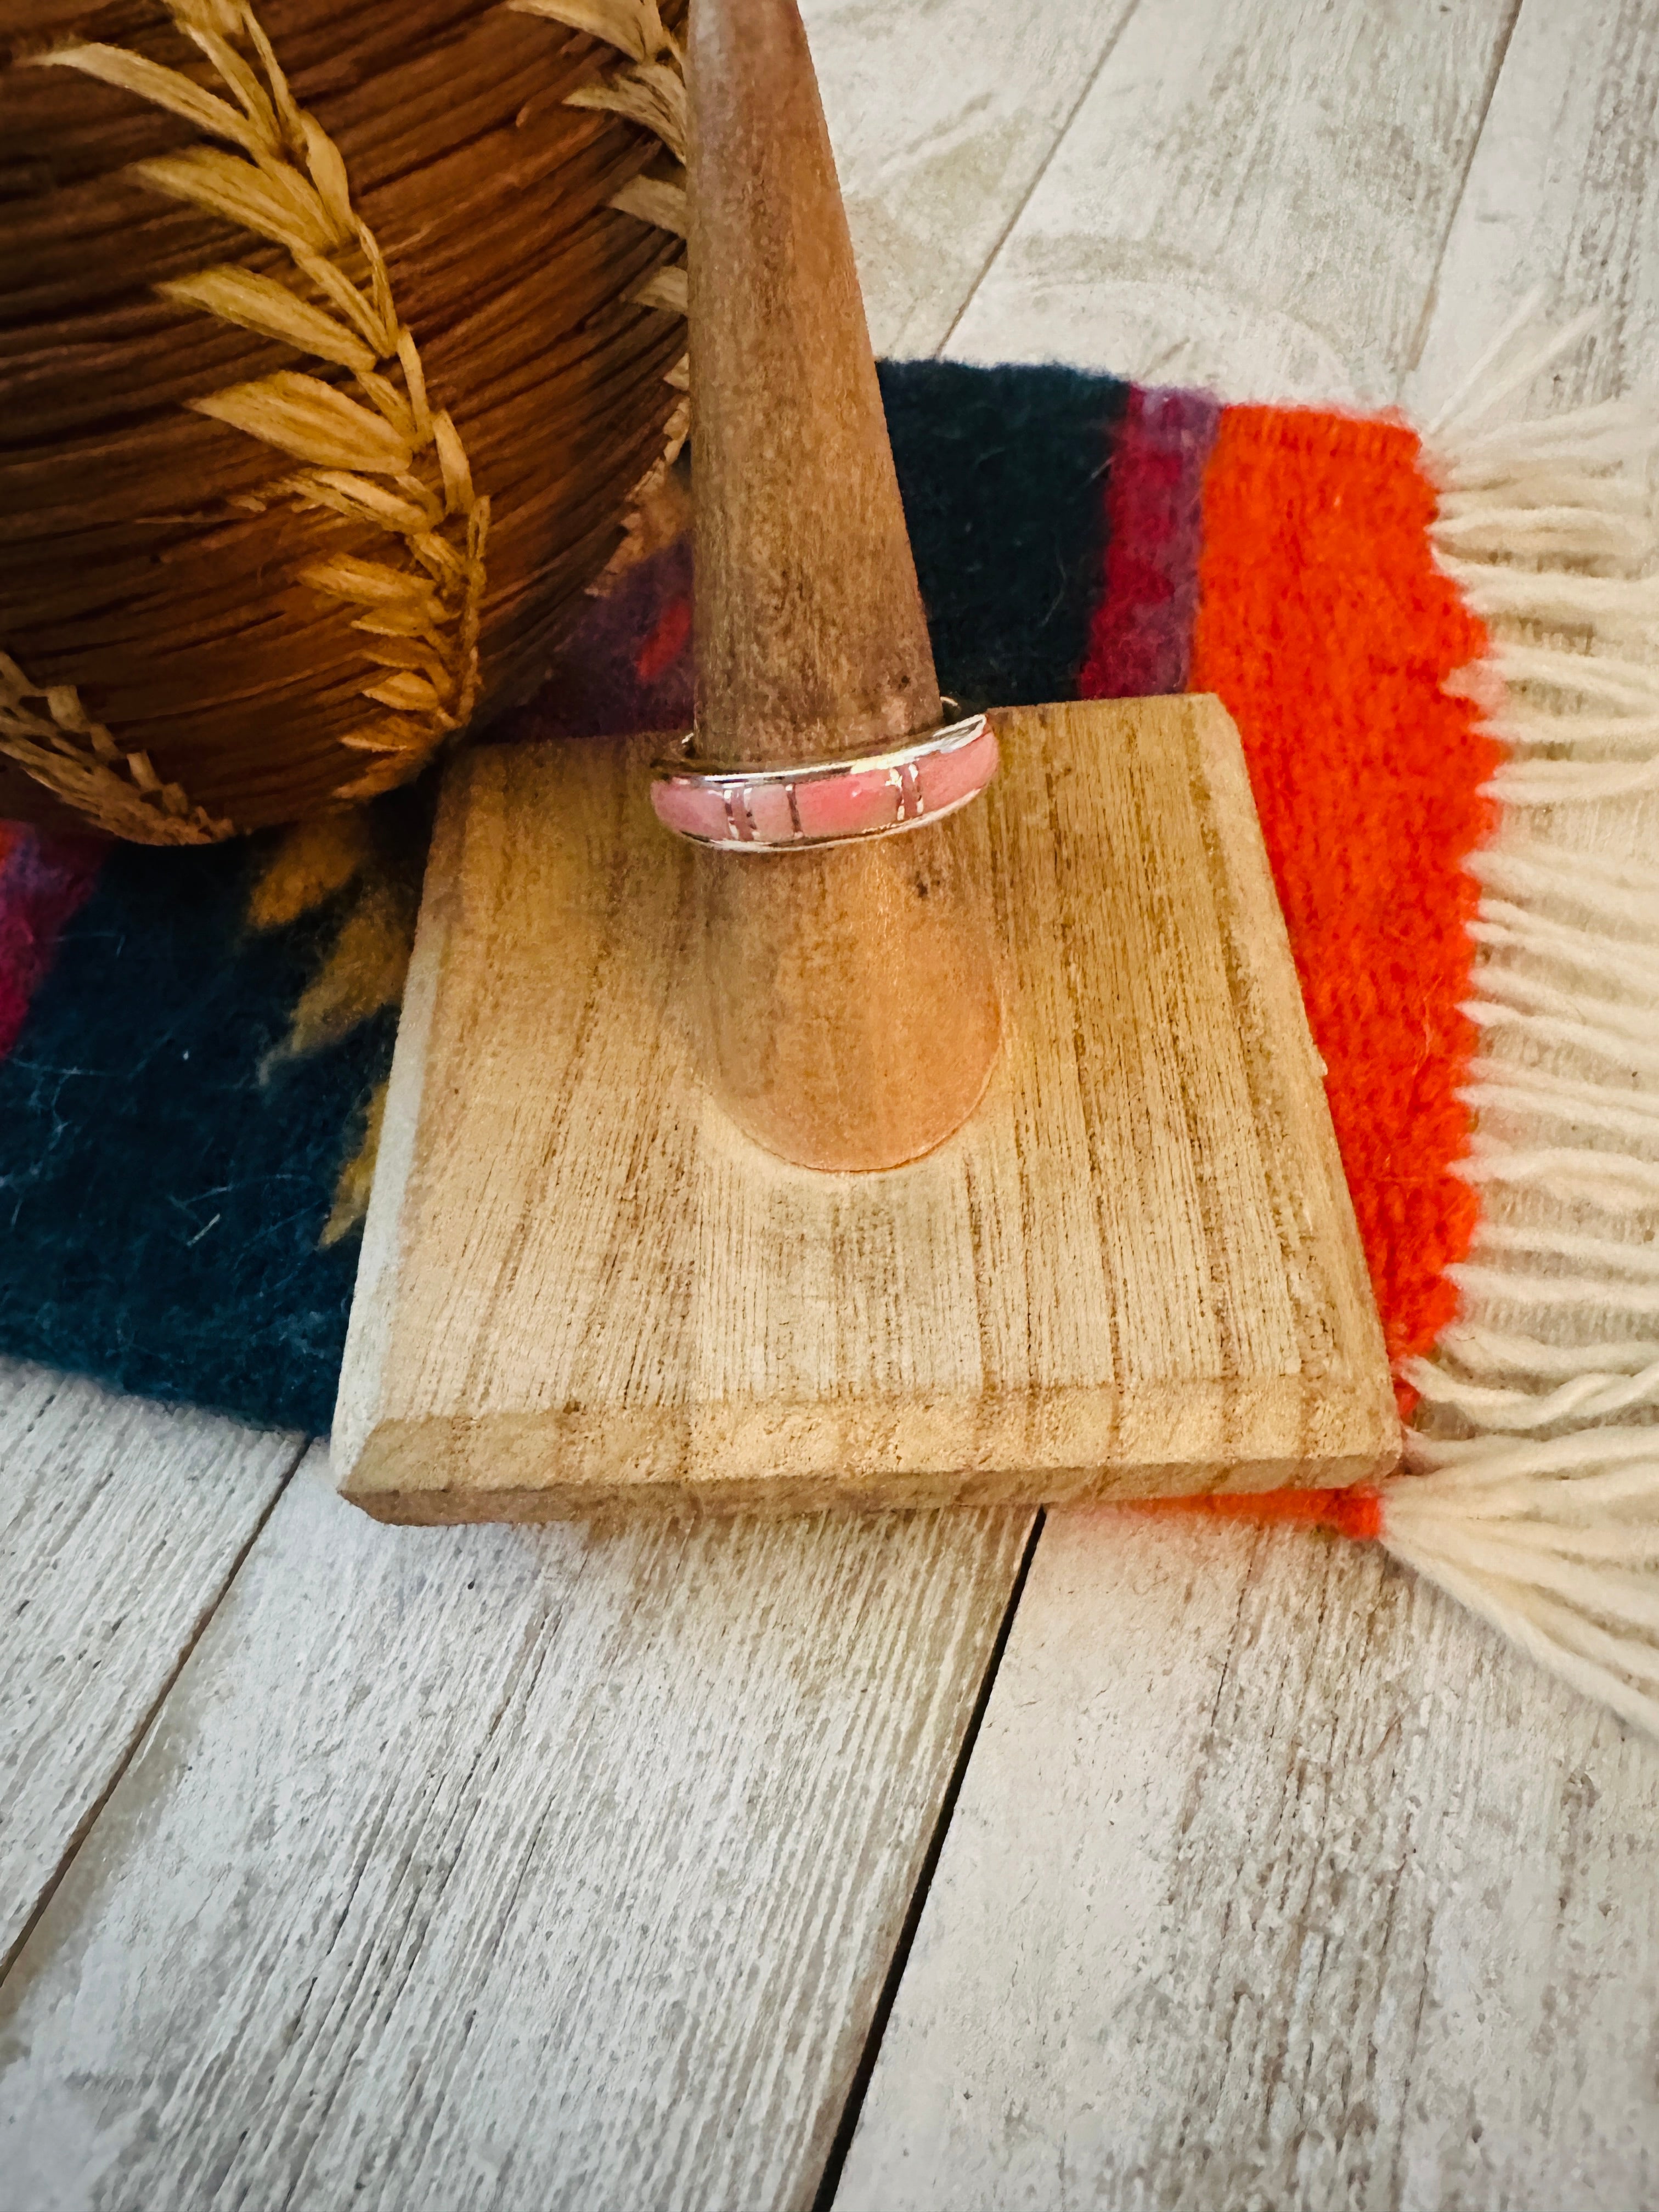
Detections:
331,0,1399,1523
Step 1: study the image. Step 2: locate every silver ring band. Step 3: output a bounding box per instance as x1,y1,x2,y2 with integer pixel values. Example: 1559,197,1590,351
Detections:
650,712,998,852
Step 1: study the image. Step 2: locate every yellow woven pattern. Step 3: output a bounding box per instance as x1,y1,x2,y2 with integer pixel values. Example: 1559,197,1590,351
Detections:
513,0,690,585
0,651,236,844
35,0,488,808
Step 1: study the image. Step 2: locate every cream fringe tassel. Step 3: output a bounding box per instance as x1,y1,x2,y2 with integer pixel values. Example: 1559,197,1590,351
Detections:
1383,294,1659,1734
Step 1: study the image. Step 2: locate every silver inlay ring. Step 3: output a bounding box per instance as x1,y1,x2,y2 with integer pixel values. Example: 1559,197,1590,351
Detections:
650,713,998,851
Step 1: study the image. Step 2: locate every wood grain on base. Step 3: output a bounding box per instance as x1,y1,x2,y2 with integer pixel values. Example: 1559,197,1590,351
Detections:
334,696,1397,1522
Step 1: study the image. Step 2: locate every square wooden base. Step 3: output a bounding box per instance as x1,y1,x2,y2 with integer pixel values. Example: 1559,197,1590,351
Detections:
333,696,1398,1522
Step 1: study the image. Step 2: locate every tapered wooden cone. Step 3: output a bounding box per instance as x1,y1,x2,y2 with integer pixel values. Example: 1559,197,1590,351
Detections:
687,0,1000,1171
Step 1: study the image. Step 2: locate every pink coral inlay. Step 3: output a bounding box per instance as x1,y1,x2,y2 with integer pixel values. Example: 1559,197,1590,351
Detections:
651,718,998,850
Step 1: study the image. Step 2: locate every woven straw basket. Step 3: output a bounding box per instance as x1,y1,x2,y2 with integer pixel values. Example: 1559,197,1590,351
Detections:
1,0,689,842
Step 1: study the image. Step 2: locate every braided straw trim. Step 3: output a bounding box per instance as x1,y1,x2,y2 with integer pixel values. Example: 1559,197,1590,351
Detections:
512,0,690,586
1,652,235,844
513,0,690,382
512,0,687,159
28,0,488,814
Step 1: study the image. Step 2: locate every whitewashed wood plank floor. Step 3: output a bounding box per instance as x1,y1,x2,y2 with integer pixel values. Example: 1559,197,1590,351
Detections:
2,2,1656,2208
1403,0,1659,417
837,1524,1659,2212
0,1451,1030,2210
942,0,1521,402
0,1364,300,1978
799,0,1139,359
840,2,1659,2205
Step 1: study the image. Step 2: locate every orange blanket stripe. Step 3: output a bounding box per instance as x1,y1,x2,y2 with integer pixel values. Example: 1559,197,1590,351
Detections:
1190,406,1499,1387
1156,407,1500,1527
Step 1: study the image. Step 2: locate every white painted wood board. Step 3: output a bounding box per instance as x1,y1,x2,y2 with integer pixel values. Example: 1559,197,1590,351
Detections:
839,5,1659,2206
0,13,1075,2202
836,1509,1659,2211
799,0,1137,358
0,1449,1029,2211
6,4,1655,2208
0,1359,299,1974
946,0,1522,404
1404,0,1659,419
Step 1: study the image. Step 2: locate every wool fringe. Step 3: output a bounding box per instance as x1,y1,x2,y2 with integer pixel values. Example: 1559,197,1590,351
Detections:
1384,292,1659,1732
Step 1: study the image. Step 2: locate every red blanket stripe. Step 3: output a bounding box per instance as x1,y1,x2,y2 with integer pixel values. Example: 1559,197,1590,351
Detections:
0,825,105,1063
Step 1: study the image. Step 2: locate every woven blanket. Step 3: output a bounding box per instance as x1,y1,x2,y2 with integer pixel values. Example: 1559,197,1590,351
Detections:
4,349,1656,1726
